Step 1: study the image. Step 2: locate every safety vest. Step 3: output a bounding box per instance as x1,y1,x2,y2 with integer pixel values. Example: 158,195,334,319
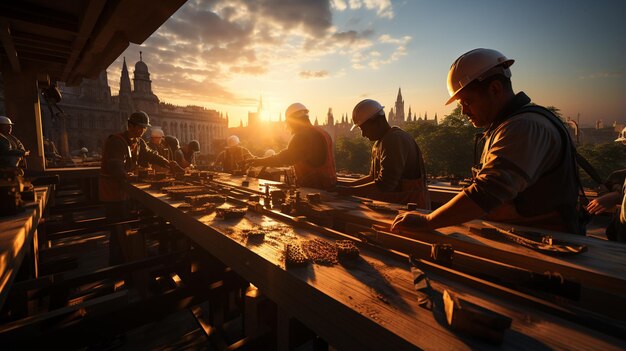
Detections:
222,146,247,172
293,126,337,190
481,103,582,234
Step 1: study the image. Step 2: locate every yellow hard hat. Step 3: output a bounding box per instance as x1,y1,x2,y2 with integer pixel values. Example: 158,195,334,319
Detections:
446,48,514,105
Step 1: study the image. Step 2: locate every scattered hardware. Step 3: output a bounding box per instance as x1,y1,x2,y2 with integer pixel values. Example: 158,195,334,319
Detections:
215,207,247,220
335,240,359,258
302,239,338,265
285,242,309,266
185,194,226,206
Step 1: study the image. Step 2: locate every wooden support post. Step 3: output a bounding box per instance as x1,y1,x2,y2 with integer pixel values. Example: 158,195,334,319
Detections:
1,66,46,171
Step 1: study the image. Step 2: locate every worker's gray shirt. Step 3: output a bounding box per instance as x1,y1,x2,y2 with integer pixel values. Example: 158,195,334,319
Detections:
465,111,563,211
370,127,422,192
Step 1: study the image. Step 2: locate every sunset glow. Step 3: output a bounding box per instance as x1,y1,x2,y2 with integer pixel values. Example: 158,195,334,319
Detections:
107,0,625,128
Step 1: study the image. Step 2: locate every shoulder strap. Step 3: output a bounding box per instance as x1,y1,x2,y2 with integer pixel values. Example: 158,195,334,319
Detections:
512,105,603,185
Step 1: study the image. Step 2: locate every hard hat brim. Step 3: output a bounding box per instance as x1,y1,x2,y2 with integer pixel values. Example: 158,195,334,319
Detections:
615,137,626,142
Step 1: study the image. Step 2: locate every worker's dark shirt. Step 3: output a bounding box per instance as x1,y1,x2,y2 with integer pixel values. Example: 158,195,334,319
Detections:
101,132,169,179
371,127,423,192
265,126,327,167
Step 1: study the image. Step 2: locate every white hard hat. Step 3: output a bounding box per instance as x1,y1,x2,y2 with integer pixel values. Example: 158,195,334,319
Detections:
446,48,515,105
263,149,276,157
0,116,14,125
81,147,88,153
351,99,384,131
151,128,164,137
615,127,626,142
285,103,309,120
227,135,240,147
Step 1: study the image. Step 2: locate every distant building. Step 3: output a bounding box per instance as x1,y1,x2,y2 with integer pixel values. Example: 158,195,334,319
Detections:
41,53,228,156
386,87,437,127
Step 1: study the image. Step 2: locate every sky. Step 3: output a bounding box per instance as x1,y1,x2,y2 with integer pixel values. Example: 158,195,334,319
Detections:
107,0,626,128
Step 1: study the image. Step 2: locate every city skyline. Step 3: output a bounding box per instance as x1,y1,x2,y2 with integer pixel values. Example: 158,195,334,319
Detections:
105,0,625,128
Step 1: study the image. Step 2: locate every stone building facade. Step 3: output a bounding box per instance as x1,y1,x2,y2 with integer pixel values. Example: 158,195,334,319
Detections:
41,54,227,157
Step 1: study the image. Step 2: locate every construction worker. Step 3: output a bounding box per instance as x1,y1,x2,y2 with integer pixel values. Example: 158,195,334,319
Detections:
337,99,430,208
393,48,583,235
245,103,337,189
164,135,180,156
99,111,184,264
214,135,254,172
587,127,626,241
0,116,29,169
174,140,200,169
147,128,171,172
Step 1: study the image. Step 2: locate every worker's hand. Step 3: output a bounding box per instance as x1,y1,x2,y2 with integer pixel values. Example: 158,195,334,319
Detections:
587,192,621,215
169,161,185,174
391,211,430,233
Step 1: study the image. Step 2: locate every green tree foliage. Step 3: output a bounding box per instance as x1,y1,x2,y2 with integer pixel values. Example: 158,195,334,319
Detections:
577,142,626,187
405,104,478,178
334,136,372,174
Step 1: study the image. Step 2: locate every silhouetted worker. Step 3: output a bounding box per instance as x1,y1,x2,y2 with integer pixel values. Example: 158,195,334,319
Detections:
393,48,583,235
99,111,184,264
337,99,429,208
214,135,254,172
175,140,200,169
587,127,626,241
245,103,337,189
0,116,29,169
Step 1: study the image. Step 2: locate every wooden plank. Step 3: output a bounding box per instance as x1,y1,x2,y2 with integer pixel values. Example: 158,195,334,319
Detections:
0,187,50,310
122,182,626,350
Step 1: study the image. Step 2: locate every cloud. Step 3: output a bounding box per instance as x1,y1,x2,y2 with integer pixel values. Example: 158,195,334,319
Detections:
109,0,401,110
300,70,329,79
334,0,393,18
578,71,622,80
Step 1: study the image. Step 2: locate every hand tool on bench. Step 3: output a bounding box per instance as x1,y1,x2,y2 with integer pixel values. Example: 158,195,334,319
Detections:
466,223,587,256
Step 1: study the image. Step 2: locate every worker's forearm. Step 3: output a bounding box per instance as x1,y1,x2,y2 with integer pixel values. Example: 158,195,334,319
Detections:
427,191,486,229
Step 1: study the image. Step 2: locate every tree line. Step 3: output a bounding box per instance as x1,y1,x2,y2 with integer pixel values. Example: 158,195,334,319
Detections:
334,105,626,187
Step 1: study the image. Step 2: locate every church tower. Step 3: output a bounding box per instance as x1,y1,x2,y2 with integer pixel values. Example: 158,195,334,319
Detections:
327,108,334,126
394,87,405,125
132,51,160,115
119,57,133,114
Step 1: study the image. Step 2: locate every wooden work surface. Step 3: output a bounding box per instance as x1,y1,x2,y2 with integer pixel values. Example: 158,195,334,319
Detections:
0,186,50,310
206,173,626,297
125,181,623,350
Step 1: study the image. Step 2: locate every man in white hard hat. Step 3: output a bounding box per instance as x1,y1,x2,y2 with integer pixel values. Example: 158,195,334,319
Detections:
586,127,626,242
147,127,172,172
213,135,254,173
0,115,29,168
393,48,583,235
337,99,429,208
246,103,337,189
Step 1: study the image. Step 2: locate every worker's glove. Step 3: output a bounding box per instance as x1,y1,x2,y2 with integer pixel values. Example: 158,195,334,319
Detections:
169,161,185,174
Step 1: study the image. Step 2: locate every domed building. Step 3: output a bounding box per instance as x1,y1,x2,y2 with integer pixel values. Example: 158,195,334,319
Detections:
41,53,228,158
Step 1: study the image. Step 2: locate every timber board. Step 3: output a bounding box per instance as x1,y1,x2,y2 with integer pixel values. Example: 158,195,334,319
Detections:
123,182,625,350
